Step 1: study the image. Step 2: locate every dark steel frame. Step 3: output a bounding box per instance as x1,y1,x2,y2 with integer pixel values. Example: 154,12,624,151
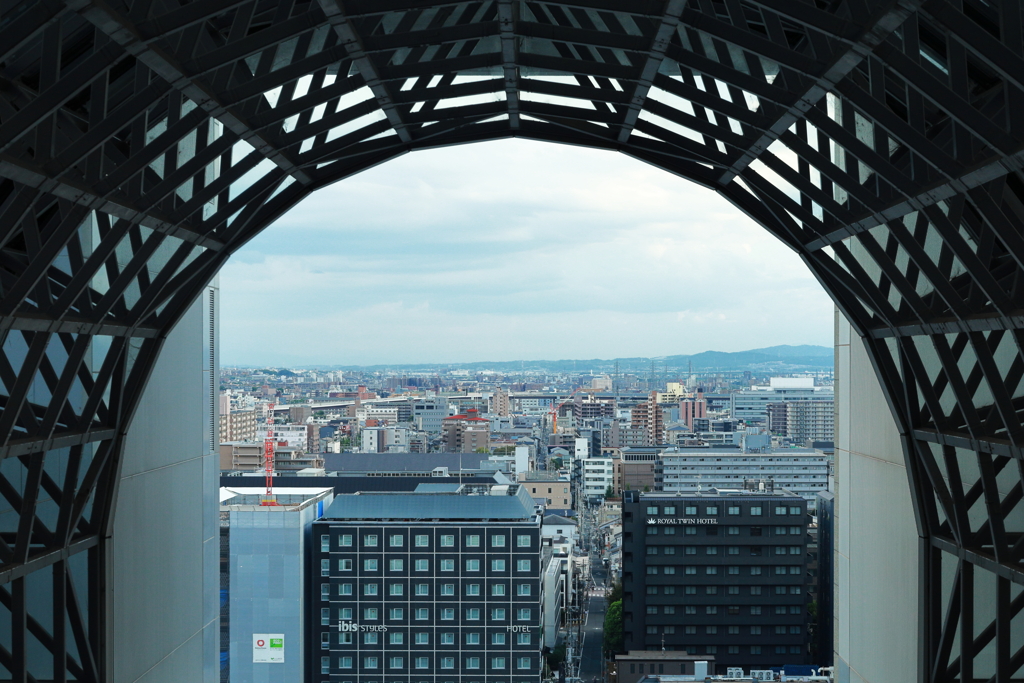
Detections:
0,0,1022,679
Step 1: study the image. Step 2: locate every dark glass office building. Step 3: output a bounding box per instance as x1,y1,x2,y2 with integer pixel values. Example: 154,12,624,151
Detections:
312,484,543,683
621,488,810,674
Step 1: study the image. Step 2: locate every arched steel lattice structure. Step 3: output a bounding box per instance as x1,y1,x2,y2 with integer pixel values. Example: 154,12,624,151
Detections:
0,0,1023,679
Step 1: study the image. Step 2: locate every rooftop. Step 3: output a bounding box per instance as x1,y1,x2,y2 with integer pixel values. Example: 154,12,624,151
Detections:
322,484,537,522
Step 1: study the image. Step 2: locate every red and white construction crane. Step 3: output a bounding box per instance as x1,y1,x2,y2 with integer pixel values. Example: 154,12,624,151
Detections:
549,387,582,435
261,403,279,506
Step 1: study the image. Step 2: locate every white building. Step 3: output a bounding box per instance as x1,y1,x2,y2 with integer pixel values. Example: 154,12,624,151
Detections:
582,456,615,499
265,423,308,449
731,377,834,425
658,446,830,505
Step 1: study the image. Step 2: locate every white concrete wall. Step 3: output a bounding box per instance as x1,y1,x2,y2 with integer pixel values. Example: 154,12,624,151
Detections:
834,310,919,683
109,280,219,683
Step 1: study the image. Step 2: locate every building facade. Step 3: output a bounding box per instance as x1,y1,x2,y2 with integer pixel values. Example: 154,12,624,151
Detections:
621,490,810,674
730,379,834,427
442,409,492,453
312,485,543,683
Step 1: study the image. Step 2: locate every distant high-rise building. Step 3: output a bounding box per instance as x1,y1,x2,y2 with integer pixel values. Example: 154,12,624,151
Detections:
680,389,707,430
731,378,833,426
491,389,511,417
631,391,665,446
766,400,835,444
442,409,491,452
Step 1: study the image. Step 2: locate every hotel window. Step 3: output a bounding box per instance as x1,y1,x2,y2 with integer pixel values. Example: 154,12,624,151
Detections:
389,608,404,620
441,535,455,547
364,633,378,645
466,535,481,548
467,608,481,620
492,559,506,571
706,587,718,595
441,658,455,669
389,583,403,596
751,646,762,655
706,506,718,515
364,608,378,620
415,633,429,645
493,633,506,645
340,608,353,620
518,658,531,670
728,506,740,515
685,506,697,515
646,506,659,514
517,560,531,571
646,626,658,634
728,566,740,575
491,535,506,548
789,506,802,515
491,608,506,620
441,584,455,595
389,559,404,571
663,506,676,515
685,546,696,555
647,567,658,575
492,584,506,596
775,526,787,535
364,584,379,596
728,586,739,595
415,584,429,596
664,586,675,594
440,633,455,644
706,566,718,575
751,586,762,595
321,535,330,552
466,658,480,669
663,566,676,575
492,658,506,670
706,626,717,634
517,535,531,547
415,535,429,547
706,606,718,614
706,546,718,555
441,608,455,620
789,526,802,535
339,559,353,571
416,608,429,620
750,606,761,615
685,606,697,614
727,526,740,535
415,559,429,571
466,584,480,596
466,559,480,571
750,506,762,516
664,606,675,615
364,657,379,669
774,506,787,515
365,535,379,547
390,633,404,645
684,567,696,575
339,632,352,644
340,534,353,546
321,656,330,674
646,547,658,555
340,657,353,668
416,658,429,669
440,560,454,571
518,584,531,596
685,626,696,635
390,535,403,547
321,559,330,576
364,559,378,571
466,633,480,645
517,633,531,645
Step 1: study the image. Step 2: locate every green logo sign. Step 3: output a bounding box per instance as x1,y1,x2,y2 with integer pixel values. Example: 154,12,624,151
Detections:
270,639,283,648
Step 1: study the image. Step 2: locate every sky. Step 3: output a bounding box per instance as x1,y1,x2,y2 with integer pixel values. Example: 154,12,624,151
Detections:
220,138,835,366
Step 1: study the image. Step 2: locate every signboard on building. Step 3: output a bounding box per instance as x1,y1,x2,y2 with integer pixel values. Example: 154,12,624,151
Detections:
253,634,285,663
646,517,718,525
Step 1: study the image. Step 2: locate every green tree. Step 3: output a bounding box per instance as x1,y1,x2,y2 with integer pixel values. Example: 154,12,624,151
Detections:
602,600,624,656
493,445,515,455
546,642,566,671
549,457,563,470
605,485,614,498
474,447,490,454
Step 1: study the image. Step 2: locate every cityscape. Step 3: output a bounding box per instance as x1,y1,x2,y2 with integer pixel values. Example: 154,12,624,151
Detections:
0,3,1016,683
217,351,837,681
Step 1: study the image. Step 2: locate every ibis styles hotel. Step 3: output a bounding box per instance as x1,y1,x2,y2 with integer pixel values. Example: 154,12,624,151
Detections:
312,484,543,683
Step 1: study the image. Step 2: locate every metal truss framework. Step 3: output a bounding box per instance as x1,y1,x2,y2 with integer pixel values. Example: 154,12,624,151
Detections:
0,0,1022,679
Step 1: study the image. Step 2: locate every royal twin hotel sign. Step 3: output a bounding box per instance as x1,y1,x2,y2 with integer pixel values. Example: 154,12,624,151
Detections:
646,517,718,525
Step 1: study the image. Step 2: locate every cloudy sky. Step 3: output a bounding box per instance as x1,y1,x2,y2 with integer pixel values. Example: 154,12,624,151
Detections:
219,138,834,366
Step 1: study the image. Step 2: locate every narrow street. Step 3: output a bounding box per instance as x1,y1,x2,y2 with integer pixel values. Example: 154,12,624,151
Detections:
578,545,609,682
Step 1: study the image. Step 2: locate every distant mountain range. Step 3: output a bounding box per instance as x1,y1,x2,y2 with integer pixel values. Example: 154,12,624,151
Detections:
294,345,834,373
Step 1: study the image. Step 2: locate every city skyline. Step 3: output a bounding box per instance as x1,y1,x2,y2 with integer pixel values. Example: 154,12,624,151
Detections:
221,139,834,366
